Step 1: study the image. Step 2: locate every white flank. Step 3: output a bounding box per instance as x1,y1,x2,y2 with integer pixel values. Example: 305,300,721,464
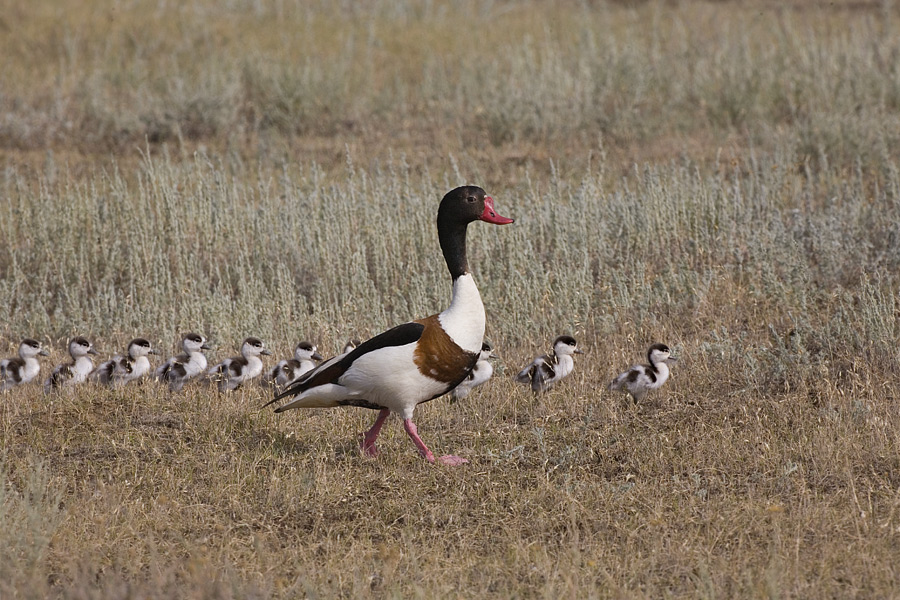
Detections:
649,362,671,389
114,356,151,386
281,342,448,419
155,351,207,380
212,354,265,392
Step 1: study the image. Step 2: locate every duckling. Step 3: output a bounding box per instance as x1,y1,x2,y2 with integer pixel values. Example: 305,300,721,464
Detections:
267,341,324,390
44,337,99,392
209,337,272,392
515,335,584,394
1,338,50,391
341,339,361,355
93,338,158,387
155,333,211,392
450,342,497,401
608,343,678,403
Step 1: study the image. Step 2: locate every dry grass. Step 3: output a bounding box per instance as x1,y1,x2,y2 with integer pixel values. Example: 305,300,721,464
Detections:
3,0,900,597
2,0,900,179
3,354,900,598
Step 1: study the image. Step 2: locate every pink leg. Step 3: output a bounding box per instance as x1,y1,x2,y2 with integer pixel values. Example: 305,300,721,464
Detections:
360,409,390,457
403,419,468,466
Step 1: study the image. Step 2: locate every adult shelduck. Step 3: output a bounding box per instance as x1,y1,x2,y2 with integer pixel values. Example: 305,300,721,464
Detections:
608,343,677,403
155,333,211,392
265,186,513,465
515,335,584,394
450,342,497,401
1,338,50,391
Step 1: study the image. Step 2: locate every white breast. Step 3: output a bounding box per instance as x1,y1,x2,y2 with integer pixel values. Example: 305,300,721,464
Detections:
72,356,95,383
468,360,494,387
438,274,485,354
551,355,575,383
125,356,151,381
184,352,207,378
243,356,264,380
21,357,41,383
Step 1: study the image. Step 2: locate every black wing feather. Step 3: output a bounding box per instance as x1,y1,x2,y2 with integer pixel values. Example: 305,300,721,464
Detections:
4,358,24,383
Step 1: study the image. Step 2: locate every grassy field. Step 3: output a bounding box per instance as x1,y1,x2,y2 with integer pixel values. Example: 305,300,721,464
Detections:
3,0,900,597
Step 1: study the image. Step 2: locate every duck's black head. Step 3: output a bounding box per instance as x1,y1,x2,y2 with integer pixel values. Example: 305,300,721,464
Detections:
647,343,674,365
437,186,514,279
438,186,514,227
553,335,584,356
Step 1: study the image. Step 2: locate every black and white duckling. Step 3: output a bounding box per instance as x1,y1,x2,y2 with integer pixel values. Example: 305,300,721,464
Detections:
450,342,497,401
44,337,99,392
267,341,324,389
341,339,361,355
608,343,678,403
515,335,584,394
209,337,272,392
155,333,211,392
93,338,158,387
1,338,50,391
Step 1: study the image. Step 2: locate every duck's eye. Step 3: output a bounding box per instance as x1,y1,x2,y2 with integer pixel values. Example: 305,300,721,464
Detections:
466,196,476,203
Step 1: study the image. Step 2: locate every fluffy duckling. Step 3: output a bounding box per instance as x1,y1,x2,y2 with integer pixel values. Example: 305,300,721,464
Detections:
267,341,324,389
608,343,677,403
155,333,211,392
515,335,583,394
209,337,272,392
44,337,99,392
450,342,497,401
93,338,158,387
1,338,50,391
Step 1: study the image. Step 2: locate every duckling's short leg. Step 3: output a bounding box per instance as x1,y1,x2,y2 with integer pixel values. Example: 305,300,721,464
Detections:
360,409,391,457
402,419,468,466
